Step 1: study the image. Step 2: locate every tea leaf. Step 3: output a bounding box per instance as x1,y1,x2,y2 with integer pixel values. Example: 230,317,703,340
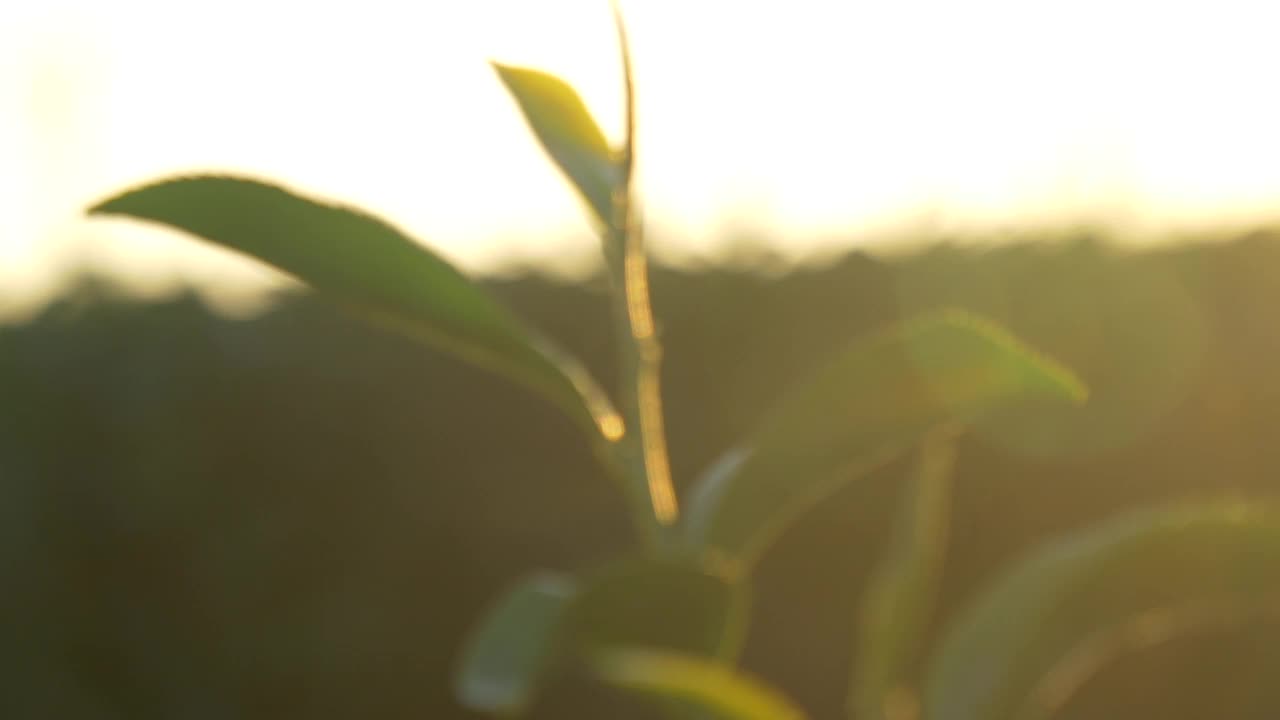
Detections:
684,309,1086,567
922,503,1280,720
493,63,619,226
453,555,744,715
455,572,576,715
566,554,748,662
593,649,809,720
89,176,623,444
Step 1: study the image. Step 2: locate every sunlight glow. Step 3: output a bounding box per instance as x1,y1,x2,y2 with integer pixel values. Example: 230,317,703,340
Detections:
4,0,1280,314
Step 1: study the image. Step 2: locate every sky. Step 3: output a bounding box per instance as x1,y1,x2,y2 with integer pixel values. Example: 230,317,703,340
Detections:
4,0,1280,316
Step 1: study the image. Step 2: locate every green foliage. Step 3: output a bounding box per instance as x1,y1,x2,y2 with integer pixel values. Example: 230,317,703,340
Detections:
565,555,747,661
455,554,745,713
79,4,1278,719
89,177,623,448
493,63,620,227
683,309,1086,568
16,246,1280,718
592,649,808,720
923,503,1280,720
455,573,576,715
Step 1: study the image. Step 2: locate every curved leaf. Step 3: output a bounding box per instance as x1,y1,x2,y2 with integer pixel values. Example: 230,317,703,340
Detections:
922,503,1280,720
683,309,1086,567
493,63,619,226
593,649,809,720
88,176,623,444
453,555,746,715
566,554,749,662
455,572,576,715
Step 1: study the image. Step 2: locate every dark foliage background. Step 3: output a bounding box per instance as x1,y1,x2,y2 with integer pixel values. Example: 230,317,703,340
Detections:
6,231,1280,718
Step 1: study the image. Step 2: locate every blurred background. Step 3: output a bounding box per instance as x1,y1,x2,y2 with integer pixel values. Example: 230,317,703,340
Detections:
6,0,1280,717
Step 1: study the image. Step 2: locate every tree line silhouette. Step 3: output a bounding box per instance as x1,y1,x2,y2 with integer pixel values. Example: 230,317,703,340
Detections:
5,230,1280,718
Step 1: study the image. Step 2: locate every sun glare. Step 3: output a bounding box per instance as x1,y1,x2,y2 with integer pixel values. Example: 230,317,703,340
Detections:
4,0,1280,315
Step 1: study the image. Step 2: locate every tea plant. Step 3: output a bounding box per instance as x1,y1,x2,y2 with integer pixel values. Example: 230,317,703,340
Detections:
88,5,1280,718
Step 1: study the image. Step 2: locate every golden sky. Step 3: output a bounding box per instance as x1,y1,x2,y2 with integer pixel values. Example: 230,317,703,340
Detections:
4,0,1280,316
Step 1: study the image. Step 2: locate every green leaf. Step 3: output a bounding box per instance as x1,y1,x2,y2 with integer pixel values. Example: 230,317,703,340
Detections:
453,556,745,716
455,572,576,715
493,63,619,226
922,503,1280,720
566,554,748,662
683,309,1086,567
88,176,623,445
850,430,957,720
593,649,809,720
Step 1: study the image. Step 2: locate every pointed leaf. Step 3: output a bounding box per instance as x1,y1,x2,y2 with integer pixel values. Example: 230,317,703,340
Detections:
88,176,623,443
684,309,1086,567
593,649,809,720
455,572,576,715
922,503,1280,720
850,431,957,720
494,63,619,226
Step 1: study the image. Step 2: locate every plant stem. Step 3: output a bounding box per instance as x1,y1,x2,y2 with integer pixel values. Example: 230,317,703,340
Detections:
608,0,678,543
849,426,958,720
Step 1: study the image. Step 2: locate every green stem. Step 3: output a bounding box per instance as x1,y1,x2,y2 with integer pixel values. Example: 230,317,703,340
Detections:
849,426,959,720
608,0,678,546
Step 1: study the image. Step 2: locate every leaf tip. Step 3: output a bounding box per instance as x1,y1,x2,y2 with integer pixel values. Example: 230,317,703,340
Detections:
489,61,539,93
87,186,140,217
925,307,1089,406
489,59,514,78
